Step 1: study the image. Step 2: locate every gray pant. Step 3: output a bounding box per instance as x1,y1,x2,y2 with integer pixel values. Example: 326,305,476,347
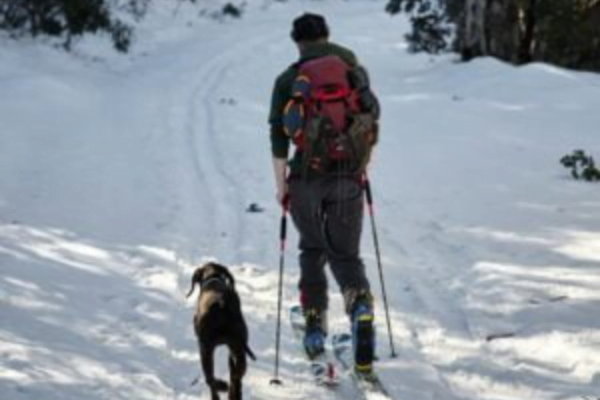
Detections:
288,176,371,315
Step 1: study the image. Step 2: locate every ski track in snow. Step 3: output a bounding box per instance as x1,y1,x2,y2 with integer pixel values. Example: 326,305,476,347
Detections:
194,57,247,263
381,224,476,400
169,31,276,265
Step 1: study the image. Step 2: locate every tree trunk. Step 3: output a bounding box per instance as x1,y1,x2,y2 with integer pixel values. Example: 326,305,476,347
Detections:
485,0,521,63
463,0,487,60
518,0,537,63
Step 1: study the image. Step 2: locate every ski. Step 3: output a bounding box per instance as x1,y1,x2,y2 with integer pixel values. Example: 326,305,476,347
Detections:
289,305,340,387
332,332,391,398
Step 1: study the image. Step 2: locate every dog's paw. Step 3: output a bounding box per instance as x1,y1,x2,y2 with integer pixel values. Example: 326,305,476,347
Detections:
214,379,229,392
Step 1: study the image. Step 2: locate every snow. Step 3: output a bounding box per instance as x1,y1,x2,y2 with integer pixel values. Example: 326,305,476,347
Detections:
1,1,600,399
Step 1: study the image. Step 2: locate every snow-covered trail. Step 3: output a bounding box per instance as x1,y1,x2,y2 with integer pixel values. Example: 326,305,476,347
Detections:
2,1,600,400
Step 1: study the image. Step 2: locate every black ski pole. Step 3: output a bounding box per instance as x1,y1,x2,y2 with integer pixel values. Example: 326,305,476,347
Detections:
363,174,397,358
270,195,289,385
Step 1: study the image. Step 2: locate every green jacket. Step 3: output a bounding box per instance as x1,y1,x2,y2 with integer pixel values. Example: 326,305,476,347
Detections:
268,41,359,173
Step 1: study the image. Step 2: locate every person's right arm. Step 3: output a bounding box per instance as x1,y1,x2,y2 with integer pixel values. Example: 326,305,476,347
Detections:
269,72,293,205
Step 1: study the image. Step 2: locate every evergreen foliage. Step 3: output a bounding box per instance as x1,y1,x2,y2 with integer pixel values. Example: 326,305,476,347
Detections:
222,3,242,18
387,0,600,72
534,0,600,71
385,0,452,54
560,150,600,182
0,0,133,52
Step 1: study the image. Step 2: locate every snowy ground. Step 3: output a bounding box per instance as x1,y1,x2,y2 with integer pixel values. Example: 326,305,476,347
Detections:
1,1,600,399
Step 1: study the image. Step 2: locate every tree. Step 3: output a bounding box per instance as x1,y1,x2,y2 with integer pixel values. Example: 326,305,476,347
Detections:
385,0,453,54
62,0,112,50
387,0,600,71
534,0,600,70
0,0,133,52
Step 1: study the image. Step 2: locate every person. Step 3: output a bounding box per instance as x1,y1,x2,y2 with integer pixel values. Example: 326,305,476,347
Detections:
268,13,380,373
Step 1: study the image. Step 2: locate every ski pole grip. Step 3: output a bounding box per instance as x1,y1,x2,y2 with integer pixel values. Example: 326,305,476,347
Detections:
282,193,290,212
364,177,373,205
280,215,287,242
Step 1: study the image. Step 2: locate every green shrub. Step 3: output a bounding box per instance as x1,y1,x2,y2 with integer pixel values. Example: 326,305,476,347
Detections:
560,150,600,182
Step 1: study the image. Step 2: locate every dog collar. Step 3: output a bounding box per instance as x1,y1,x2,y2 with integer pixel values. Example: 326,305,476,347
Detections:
201,276,227,288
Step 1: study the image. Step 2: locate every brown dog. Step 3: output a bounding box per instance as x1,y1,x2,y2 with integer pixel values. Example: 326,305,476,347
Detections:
187,262,255,400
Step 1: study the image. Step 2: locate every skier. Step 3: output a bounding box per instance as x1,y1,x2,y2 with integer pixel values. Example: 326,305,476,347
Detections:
268,12,380,373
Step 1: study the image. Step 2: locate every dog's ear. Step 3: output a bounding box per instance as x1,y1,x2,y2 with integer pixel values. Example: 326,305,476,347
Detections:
223,268,236,288
186,266,206,298
213,263,236,288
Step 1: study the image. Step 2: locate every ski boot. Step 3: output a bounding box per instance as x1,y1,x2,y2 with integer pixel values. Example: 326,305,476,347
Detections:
351,294,375,375
303,308,327,359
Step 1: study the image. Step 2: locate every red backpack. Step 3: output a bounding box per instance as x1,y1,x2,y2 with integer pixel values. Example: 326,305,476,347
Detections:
283,55,378,174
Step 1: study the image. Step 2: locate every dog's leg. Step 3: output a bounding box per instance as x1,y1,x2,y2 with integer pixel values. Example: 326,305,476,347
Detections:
200,343,228,400
228,347,247,400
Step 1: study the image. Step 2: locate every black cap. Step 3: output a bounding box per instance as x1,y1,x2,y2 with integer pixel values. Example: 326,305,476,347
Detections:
291,13,329,42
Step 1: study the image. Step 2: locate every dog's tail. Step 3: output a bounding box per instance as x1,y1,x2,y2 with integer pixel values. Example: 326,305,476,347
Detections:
245,344,257,361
